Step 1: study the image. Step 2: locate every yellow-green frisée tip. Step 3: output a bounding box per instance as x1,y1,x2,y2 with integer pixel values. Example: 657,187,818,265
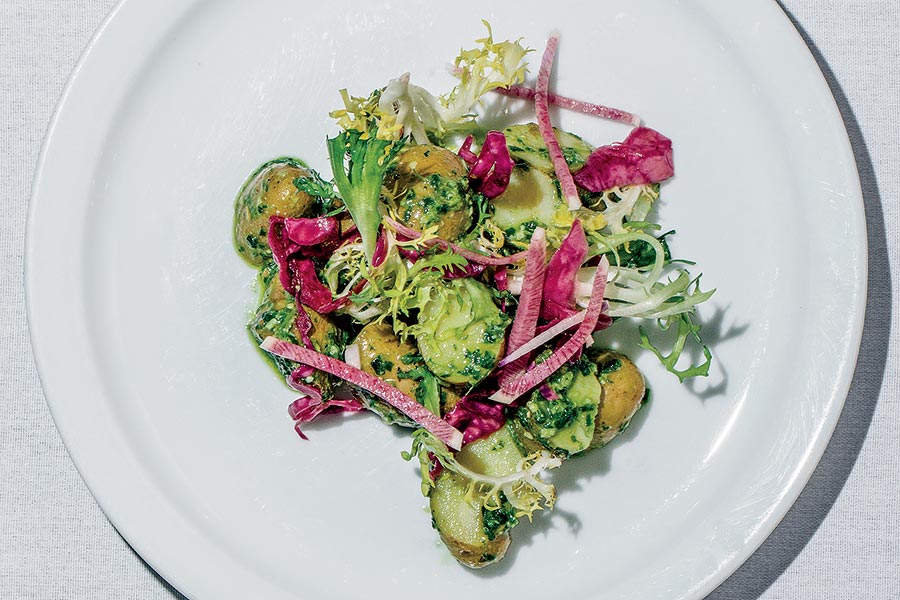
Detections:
330,21,530,145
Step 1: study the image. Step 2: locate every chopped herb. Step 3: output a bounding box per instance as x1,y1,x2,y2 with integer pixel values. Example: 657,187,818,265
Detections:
371,355,394,376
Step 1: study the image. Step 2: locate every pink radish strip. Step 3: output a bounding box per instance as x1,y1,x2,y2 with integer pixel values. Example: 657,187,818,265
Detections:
490,256,609,404
496,309,585,369
494,84,642,127
534,33,581,211
261,337,464,450
498,228,547,389
384,217,528,266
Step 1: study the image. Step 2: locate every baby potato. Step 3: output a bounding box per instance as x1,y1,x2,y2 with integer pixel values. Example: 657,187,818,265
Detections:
234,158,318,266
414,277,509,386
354,321,422,398
429,471,511,568
429,426,526,568
383,144,473,241
355,321,469,418
352,321,428,427
589,350,646,448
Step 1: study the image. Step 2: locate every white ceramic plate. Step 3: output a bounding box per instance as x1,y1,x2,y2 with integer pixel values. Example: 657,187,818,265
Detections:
27,1,865,599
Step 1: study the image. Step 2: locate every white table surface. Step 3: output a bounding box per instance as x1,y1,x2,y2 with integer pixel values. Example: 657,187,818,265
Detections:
2,1,898,598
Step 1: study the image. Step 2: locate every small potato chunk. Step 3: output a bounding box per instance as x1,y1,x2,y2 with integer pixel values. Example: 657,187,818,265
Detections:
383,144,473,241
589,350,646,448
429,426,526,568
234,158,318,266
355,321,422,398
490,166,568,233
430,471,511,568
352,321,428,427
504,123,595,173
415,278,509,386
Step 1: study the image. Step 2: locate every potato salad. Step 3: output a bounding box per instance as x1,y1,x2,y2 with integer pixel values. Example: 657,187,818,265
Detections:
233,23,713,568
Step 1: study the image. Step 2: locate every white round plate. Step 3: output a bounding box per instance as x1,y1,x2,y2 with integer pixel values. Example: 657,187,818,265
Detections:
27,1,865,599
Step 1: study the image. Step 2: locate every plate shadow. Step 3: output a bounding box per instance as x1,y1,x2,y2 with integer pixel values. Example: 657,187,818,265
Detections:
706,4,890,598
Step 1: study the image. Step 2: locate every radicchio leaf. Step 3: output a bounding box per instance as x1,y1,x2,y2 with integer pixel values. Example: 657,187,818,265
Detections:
573,127,674,192
444,396,507,444
268,216,348,313
286,393,365,440
458,131,514,199
541,220,587,322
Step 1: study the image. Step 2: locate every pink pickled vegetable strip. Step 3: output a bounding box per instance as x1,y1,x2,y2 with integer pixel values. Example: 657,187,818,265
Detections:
494,84,642,127
261,337,464,450
442,262,486,280
490,256,609,404
534,33,581,210
385,217,528,266
497,309,585,368
541,220,588,322
498,228,547,389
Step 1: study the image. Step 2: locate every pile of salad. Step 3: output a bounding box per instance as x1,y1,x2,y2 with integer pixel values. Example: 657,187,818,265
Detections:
233,24,713,568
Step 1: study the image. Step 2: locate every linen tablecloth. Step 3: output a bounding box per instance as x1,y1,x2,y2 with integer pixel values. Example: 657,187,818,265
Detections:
2,1,897,597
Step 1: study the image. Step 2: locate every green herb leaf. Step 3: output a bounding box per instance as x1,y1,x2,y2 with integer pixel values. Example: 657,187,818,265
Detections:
638,312,712,382
327,128,405,263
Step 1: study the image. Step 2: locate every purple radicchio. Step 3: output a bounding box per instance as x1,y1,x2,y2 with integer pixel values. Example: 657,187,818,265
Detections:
444,396,507,445
573,127,674,192
458,130,514,199
267,216,348,313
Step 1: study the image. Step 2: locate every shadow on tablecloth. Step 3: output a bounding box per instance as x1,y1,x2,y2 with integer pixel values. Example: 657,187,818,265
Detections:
707,4,891,599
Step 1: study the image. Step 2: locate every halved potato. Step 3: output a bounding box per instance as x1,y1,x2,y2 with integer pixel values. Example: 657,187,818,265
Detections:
589,350,646,448
429,471,511,568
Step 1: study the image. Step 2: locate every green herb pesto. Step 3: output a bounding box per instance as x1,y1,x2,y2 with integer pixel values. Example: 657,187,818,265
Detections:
370,355,394,376
482,496,519,541
413,278,510,385
400,352,423,365
517,353,601,456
